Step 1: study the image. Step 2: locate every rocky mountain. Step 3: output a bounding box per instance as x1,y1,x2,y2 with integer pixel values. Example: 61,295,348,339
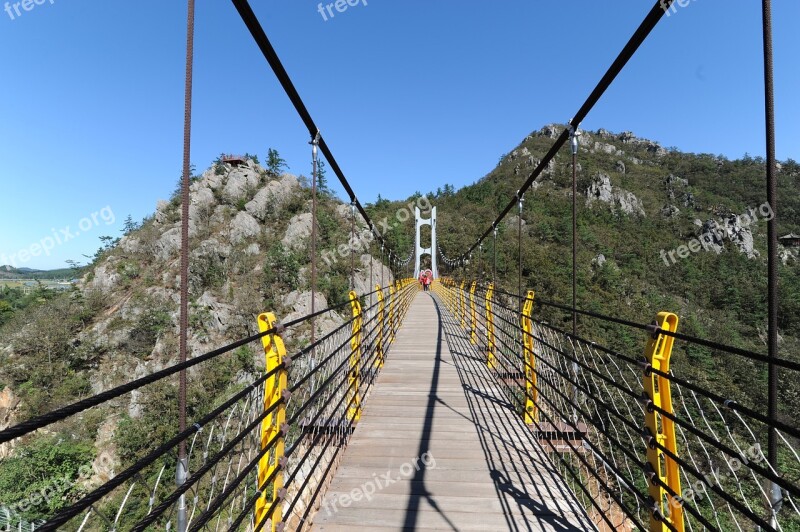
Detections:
1,125,799,524
367,124,800,420
0,157,393,520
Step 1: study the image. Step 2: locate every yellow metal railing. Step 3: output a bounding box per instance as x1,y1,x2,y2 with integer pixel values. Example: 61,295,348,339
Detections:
348,290,363,422
375,284,385,368
255,312,288,532
436,280,686,532
521,290,537,425
469,281,478,345
485,283,496,369
643,312,684,532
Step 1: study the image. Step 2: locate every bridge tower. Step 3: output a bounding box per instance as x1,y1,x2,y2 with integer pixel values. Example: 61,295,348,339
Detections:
413,206,438,279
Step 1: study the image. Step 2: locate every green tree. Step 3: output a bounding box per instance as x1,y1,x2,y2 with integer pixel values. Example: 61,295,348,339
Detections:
316,158,329,194
0,434,94,522
266,148,288,176
122,215,139,235
65,259,83,278
0,300,13,325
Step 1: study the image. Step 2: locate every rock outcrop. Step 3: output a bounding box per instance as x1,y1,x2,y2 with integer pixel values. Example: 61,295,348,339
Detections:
245,174,300,221
696,215,759,258
230,211,261,244
0,387,19,459
585,172,645,217
282,213,313,250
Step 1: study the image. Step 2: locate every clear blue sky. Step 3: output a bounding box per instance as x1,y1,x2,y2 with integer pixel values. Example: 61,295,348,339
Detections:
1,0,797,270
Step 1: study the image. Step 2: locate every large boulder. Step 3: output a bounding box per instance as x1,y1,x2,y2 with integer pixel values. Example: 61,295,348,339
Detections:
352,254,394,296
282,291,344,339
119,235,141,254
539,124,561,139
593,142,623,156
282,213,313,250
698,219,725,254
189,187,216,226
192,238,232,261
222,167,260,203
230,212,261,244
155,227,181,261
616,191,645,216
89,262,122,292
696,215,758,258
721,214,758,258
154,200,171,224
245,174,300,221
661,205,681,218
587,173,614,204
194,291,238,335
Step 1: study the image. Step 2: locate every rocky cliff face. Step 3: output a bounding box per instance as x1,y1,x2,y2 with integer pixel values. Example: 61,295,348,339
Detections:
0,157,393,472
0,387,19,459
585,172,645,217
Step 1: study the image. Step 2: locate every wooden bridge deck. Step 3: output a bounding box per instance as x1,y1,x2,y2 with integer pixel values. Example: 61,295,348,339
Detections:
312,291,595,531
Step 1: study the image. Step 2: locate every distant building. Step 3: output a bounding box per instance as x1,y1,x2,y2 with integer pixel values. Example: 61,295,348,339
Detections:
221,154,247,167
779,234,800,248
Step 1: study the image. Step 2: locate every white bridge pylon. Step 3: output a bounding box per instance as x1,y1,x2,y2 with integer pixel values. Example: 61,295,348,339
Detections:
413,206,437,280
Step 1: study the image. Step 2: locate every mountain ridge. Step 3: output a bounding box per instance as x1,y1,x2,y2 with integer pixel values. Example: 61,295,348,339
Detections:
1,126,799,526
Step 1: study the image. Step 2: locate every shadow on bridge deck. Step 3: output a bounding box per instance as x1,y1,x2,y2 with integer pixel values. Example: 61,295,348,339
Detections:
312,291,595,531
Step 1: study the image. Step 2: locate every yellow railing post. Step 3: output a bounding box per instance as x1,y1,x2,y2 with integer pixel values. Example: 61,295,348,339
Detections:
521,291,537,424
348,291,363,422
485,283,496,369
642,312,684,532
388,283,397,344
469,281,478,345
394,280,401,333
459,281,466,329
255,312,288,532
444,279,455,313
375,284,385,368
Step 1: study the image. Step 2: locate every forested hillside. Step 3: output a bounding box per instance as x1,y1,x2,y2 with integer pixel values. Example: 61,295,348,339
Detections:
367,124,800,420
1,125,798,527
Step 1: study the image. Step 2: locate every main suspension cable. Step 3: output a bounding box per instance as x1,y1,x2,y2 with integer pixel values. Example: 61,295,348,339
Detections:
229,0,404,262
455,0,677,261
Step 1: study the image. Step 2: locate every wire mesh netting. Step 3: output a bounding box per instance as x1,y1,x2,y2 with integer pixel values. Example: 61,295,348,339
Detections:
437,280,800,532
0,283,416,532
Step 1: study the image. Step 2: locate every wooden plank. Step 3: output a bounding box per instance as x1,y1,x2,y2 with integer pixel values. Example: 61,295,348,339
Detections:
311,292,595,531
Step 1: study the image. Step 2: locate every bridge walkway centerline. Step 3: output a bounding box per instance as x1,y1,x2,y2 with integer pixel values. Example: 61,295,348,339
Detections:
312,290,595,531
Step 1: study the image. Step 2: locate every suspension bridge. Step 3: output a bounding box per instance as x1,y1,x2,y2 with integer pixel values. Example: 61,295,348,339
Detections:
1,0,796,530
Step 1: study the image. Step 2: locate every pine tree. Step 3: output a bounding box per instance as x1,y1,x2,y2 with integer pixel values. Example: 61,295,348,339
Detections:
317,159,329,194
266,148,288,176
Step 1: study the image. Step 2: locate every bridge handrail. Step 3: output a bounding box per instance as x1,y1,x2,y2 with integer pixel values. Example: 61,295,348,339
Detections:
435,278,800,532
0,285,401,446
489,285,800,372
16,281,418,531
